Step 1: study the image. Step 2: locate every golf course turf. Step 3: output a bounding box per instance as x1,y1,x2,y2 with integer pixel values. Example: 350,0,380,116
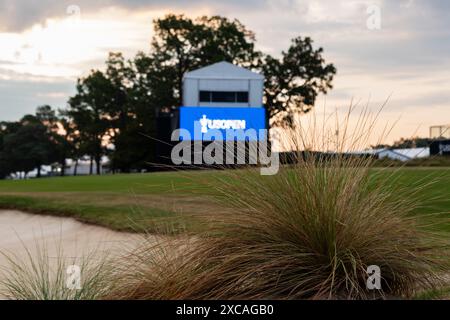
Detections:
0,167,449,299
0,167,449,234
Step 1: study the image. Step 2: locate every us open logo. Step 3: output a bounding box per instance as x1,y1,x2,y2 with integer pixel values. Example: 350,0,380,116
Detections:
199,114,246,134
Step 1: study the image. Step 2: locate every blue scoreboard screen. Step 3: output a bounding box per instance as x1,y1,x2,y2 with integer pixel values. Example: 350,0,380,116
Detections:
179,107,266,141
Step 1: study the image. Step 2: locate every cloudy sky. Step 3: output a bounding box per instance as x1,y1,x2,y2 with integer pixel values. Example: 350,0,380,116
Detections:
0,0,449,144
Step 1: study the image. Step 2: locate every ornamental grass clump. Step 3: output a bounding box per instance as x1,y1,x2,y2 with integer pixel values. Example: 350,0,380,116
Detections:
110,104,450,299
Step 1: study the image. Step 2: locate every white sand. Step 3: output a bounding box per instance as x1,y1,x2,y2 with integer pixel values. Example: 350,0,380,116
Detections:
0,210,142,275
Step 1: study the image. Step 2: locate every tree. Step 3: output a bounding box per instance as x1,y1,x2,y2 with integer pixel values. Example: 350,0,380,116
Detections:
100,53,160,172
372,137,433,150
67,54,162,174
150,14,261,107
54,113,77,176
148,15,335,128
393,137,433,149
35,105,58,124
262,37,337,127
2,114,57,178
67,71,112,175
0,121,18,179
36,105,70,176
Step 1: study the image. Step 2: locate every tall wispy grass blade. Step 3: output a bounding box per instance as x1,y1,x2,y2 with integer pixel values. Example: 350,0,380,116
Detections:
0,237,116,300
109,103,450,300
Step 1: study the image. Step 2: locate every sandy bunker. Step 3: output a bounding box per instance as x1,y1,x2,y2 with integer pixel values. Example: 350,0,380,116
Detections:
0,210,141,276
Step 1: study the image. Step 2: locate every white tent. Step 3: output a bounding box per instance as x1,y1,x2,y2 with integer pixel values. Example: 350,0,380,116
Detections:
355,147,430,162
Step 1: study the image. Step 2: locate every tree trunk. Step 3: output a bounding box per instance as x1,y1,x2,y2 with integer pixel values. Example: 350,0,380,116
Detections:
89,157,94,175
60,158,66,177
74,159,78,176
95,156,101,175
37,166,41,178
177,48,184,107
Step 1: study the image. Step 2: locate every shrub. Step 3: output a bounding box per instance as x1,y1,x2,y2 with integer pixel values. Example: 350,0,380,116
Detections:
109,105,450,299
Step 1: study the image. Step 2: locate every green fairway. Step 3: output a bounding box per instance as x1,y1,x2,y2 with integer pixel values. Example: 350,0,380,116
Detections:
0,170,223,233
0,172,204,194
0,168,449,234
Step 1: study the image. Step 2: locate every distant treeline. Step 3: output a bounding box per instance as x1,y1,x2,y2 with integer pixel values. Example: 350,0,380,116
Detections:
372,137,434,149
0,14,337,179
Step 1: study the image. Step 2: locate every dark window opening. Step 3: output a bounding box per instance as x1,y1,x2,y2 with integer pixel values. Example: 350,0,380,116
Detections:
199,91,249,103
199,91,211,102
212,91,236,103
236,91,249,103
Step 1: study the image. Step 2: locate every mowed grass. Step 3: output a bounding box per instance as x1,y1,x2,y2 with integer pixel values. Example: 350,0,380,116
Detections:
0,171,222,233
0,168,449,234
0,172,202,194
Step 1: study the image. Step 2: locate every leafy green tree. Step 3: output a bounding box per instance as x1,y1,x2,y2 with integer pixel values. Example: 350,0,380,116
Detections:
148,15,335,128
34,105,78,176
98,53,159,172
67,71,113,175
150,14,261,107
35,105,58,124
263,37,337,127
2,114,57,178
55,113,77,176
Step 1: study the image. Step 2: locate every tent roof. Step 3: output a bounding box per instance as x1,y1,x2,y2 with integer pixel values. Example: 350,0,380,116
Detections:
184,61,264,80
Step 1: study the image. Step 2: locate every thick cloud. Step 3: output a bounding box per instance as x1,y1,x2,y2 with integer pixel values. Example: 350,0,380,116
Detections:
1,0,449,34
0,0,265,32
